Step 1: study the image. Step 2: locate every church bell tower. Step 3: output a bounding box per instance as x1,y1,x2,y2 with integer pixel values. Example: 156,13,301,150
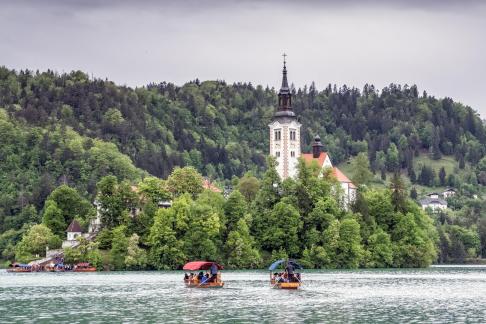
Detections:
268,55,301,179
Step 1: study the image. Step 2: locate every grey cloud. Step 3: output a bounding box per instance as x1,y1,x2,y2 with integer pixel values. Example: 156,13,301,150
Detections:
0,0,485,115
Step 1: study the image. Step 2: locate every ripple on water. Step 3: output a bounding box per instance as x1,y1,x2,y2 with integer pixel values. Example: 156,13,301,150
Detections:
1,266,486,323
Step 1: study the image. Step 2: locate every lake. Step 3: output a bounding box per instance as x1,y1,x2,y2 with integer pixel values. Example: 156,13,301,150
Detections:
1,266,485,323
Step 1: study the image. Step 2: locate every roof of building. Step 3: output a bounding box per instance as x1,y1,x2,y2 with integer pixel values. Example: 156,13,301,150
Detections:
301,152,328,168
427,192,440,197
202,178,222,193
67,219,82,233
332,167,357,189
301,152,356,188
419,197,447,206
443,188,456,192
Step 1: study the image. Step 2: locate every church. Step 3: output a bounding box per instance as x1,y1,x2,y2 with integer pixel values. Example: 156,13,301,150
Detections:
268,58,357,205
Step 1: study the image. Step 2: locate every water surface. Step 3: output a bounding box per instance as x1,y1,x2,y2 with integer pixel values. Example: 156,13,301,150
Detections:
1,266,485,323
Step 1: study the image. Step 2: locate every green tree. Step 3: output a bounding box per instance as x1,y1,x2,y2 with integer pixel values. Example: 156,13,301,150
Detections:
365,228,393,268
45,185,93,226
237,174,260,202
110,225,129,270
262,200,302,257
386,144,400,172
42,200,65,237
352,152,373,186
223,190,247,234
125,233,147,270
15,224,61,262
138,176,170,204
336,218,364,268
148,205,187,270
225,217,261,269
166,166,203,198
439,167,446,186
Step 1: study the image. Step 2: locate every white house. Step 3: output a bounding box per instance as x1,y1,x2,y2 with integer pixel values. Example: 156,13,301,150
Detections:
62,219,83,248
442,188,457,199
419,196,448,212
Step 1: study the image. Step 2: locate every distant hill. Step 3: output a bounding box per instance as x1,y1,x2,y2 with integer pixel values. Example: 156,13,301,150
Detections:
1,66,486,227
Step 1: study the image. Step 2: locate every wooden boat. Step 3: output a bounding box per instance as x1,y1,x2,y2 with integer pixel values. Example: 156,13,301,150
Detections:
6,263,33,273
73,262,97,272
269,259,303,289
182,261,224,288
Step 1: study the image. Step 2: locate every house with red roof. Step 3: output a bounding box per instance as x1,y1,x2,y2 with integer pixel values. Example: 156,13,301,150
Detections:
269,58,356,205
302,136,357,205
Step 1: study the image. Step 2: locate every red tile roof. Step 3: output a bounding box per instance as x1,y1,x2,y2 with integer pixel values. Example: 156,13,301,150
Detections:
332,167,357,189
301,152,328,168
202,178,222,193
67,219,82,233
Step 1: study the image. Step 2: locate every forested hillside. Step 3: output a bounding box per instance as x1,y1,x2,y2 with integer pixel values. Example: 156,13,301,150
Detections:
1,66,486,266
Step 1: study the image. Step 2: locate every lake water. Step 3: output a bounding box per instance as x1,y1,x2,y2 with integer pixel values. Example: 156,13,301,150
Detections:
1,266,486,323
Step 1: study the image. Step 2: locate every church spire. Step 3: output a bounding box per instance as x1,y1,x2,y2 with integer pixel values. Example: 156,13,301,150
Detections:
275,53,295,117
280,53,289,91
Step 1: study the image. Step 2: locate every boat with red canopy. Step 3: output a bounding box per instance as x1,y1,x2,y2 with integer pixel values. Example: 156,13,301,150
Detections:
182,261,224,288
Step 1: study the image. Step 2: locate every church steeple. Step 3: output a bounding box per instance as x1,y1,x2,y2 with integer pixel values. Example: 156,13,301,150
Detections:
275,53,295,117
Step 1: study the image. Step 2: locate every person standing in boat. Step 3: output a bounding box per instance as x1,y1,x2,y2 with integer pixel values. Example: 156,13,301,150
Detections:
210,263,218,282
285,262,295,282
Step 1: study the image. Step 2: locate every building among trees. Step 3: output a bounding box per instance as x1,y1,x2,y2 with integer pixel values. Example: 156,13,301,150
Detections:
268,57,356,203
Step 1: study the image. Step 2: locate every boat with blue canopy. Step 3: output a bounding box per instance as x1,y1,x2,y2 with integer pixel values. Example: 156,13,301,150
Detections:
269,259,303,289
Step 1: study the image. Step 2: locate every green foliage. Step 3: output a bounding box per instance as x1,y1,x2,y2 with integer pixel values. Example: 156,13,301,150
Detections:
237,174,260,202
352,152,373,186
45,185,93,227
110,225,129,270
97,176,138,229
262,200,302,257
166,167,204,198
15,224,61,263
223,190,247,234
42,201,65,237
63,247,81,264
138,177,170,204
225,217,262,269
125,234,147,270
96,228,113,250
365,228,393,268
148,204,187,270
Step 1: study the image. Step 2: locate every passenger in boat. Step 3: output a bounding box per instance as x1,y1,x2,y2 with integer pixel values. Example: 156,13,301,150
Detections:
184,273,189,280
197,271,204,282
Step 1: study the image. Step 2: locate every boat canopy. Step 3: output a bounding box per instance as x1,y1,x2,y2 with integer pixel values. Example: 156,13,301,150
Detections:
10,263,31,268
268,259,303,271
183,261,224,271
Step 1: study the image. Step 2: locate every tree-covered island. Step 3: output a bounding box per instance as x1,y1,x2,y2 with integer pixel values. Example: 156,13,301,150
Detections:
1,65,485,269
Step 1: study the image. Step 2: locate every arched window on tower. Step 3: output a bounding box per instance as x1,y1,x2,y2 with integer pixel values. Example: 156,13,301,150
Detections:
274,129,281,141
290,129,296,141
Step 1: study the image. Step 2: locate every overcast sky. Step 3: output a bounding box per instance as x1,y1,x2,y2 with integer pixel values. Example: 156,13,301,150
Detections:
1,0,485,115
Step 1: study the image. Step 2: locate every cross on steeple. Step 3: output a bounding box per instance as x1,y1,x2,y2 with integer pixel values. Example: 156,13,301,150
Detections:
282,53,287,66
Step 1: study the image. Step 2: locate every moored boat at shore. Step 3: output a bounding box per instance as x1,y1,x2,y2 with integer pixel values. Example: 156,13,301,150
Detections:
183,261,224,288
7,263,33,273
73,262,97,272
269,259,303,289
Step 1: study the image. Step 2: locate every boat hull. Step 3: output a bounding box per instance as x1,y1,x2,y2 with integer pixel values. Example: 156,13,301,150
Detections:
73,268,97,272
185,280,224,288
274,282,300,289
6,269,32,273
